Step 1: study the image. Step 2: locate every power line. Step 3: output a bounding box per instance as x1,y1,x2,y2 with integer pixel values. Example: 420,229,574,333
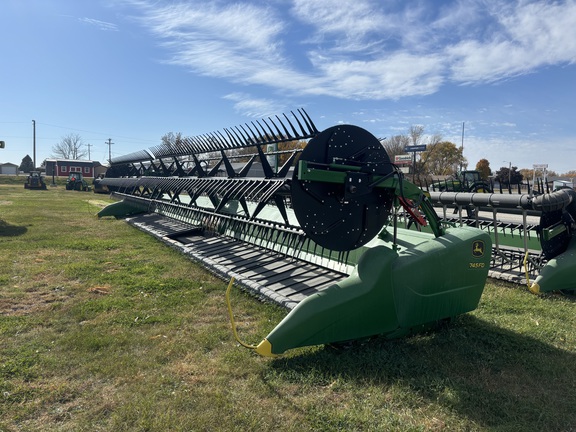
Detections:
35,121,159,143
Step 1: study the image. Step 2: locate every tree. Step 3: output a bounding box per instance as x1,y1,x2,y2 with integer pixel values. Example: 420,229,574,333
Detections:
409,125,425,146
19,154,35,173
495,166,523,185
52,133,87,159
381,135,410,161
419,141,466,176
276,139,306,166
475,159,492,180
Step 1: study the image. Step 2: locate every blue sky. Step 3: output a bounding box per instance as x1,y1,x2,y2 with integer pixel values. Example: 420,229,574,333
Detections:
1,0,575,174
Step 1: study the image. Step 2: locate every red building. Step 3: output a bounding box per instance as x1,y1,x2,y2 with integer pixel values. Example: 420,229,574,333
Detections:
44,159,104,178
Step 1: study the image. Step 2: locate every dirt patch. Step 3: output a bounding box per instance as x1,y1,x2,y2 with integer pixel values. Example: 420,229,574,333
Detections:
0,288,72,317
87,199,112,209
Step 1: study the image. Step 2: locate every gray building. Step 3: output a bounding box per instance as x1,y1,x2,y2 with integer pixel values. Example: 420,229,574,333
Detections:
0,162,18,175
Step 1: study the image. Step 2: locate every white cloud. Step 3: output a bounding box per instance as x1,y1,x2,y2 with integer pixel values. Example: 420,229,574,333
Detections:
447,1,576,83
222,93,288,118
127,0,576,99
78,17,118,31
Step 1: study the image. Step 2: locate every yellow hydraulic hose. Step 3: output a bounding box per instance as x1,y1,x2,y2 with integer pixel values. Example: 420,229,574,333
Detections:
225,277,258,350
523,250,542,293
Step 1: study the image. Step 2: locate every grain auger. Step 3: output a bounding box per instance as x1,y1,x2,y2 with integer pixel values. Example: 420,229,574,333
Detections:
98,110,491,356
427,188,576,295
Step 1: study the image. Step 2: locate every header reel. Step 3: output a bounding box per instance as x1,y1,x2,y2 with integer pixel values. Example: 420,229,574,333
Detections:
291,125,396,251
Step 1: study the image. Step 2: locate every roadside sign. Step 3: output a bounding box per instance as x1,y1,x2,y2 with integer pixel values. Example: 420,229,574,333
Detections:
394,154,412,165
533,164,548,169
404,145,427,152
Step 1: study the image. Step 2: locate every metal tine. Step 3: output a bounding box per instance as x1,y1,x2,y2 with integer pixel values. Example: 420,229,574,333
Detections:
213,178,232,197
204,133,220,153
250,222,264,248
181,137,193,154
235,125,257,146
199,134,216,153
245,122,264,145
204,179,222,196
254,120,274,143
280,113,300,138
293,234,309,261
286,230,301,258
248,121,265,144
223,178,244,200
263,223,276,250
260,180,286,202
186,136,201,154
196,134,213,153
191,136,202,154
290,110,309,137
244,178,272,201
274,115,293,140
215,130,233,150
260,118,280,142
256,224,269,249
209,132,229,151
298,108,319,134
230,179,252,202
223,127,245,148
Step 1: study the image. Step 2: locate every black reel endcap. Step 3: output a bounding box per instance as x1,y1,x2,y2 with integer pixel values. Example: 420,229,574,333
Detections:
291,125,395,251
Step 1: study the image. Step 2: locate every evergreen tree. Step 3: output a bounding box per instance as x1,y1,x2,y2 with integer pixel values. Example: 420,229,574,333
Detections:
19,155,35,173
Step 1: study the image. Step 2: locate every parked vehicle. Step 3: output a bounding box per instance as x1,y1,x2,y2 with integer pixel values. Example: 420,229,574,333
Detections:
24,171,47,190
66,172,90,191
431,170,492,193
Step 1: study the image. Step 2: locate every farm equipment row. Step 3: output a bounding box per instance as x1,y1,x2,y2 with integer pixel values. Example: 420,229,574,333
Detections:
97,110,575,356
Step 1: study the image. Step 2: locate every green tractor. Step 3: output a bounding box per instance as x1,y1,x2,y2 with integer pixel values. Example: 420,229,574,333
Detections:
431,170,492,193
65,172,90,191
24,171,47,190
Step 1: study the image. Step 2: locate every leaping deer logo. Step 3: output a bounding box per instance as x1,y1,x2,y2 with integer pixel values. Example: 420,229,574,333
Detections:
472,240,485,257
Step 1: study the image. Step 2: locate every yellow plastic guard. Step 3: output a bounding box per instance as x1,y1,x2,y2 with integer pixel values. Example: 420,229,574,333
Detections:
255,339,276,357
529,283,541,295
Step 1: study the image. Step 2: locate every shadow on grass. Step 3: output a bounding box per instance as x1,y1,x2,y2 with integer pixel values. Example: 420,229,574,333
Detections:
0,219,27,237
269,316,576,430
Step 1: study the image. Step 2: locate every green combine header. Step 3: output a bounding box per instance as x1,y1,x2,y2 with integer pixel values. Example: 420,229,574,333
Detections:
97,111,574,356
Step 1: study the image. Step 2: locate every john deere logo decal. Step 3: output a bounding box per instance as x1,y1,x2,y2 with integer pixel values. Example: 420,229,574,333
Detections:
472,240,485,257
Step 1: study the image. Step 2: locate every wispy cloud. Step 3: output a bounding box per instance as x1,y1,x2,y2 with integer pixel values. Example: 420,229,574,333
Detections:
78,17,119,31
126,0,576,100
222,93,288,118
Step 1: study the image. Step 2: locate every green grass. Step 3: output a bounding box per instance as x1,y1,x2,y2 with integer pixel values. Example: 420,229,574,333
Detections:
0,179,575,431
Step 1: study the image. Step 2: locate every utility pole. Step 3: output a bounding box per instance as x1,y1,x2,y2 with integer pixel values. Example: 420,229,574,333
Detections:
32,119,36,169
87,143,92,160
460,121,464,172
106,138,114,163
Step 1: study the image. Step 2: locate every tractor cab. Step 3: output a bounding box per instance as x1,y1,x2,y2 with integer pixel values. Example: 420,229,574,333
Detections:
66,172,90,191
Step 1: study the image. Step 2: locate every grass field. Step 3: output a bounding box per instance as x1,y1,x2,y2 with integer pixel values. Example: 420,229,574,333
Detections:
1,180,575,431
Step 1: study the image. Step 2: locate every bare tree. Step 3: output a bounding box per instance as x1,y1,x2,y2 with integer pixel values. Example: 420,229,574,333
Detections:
409,125,425,146
52,133,87,159
381,135,410,161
